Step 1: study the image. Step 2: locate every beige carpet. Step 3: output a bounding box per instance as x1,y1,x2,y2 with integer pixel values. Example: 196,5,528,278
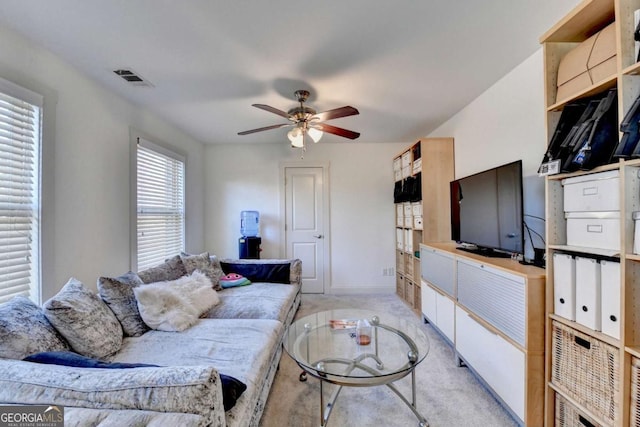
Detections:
260,294,518,427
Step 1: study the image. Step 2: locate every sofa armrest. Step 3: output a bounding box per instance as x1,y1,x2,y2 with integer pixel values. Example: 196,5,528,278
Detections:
0,360,226,427
218,258,302,286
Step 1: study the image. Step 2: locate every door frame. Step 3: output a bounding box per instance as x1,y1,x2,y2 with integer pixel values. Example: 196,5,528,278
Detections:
279,161,331,292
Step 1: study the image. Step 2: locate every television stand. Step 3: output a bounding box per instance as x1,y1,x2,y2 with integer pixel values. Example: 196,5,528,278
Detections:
456,246,512,259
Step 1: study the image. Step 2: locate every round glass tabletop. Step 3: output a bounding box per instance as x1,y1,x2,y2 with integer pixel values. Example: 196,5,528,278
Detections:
284,309,430,386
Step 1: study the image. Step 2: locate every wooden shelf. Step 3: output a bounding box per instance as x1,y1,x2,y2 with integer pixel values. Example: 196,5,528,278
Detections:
548,244,621,258
542,2,639,425
540,0,614,43
549,313,621,348
393,138,454,311
546,75,617,112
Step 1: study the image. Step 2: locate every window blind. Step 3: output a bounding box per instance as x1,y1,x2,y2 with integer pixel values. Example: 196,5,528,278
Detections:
136,138,185,271
0,83,41,304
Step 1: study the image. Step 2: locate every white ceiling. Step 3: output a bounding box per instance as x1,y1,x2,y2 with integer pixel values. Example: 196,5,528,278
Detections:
0,0,580,145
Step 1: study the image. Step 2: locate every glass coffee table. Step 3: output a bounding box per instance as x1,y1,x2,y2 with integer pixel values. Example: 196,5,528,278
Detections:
283,309,430,427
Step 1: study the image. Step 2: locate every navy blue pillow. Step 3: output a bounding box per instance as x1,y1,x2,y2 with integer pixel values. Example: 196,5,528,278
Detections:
24,351,158,369
24,351,247,410
220,262,290,284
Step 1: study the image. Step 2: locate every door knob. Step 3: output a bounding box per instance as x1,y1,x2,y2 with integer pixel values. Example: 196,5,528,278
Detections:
313,234,323,239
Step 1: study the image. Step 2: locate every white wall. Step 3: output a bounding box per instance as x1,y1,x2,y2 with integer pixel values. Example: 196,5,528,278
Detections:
205,141,406,293
0,24,206,300
429,49,548,259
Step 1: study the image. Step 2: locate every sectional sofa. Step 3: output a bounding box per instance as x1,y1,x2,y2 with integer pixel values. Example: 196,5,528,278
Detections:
0,253,302,427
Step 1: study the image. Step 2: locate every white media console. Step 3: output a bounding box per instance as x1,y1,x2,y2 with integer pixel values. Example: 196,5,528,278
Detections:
419,242,545,426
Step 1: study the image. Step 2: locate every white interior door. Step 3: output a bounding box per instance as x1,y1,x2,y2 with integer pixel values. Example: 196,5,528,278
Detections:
285,166,326,293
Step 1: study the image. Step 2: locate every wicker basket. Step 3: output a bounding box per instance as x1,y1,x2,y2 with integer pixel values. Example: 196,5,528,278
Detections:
551,321,619,424
556,393,603,427
631,357,640,426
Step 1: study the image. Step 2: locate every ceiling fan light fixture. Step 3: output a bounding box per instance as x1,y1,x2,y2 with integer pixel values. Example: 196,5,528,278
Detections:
308,127,323,143
288,128,304,148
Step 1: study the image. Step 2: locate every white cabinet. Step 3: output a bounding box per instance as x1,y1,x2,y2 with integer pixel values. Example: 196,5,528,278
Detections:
421,281,455,343
420,242,545,426
456,306,525,421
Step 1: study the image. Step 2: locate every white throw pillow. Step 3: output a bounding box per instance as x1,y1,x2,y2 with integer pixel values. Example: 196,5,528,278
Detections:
134,271,220,332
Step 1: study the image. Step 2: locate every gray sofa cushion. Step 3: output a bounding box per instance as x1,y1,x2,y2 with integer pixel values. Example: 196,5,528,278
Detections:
0,359,225,427
63,407,207,427
43,278,123,359
97,271,149,337
205,282,299,323
138,254,187,284
112,318,283,427
0,296,70,360
181,252,224,291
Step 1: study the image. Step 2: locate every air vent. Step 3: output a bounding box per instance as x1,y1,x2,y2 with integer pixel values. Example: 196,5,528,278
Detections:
113,69,154,87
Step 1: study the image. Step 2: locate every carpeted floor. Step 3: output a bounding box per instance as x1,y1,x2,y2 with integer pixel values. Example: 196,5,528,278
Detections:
260,293,518,427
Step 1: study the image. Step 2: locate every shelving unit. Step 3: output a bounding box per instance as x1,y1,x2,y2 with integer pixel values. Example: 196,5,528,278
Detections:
393,138,454,313
541,1,640,425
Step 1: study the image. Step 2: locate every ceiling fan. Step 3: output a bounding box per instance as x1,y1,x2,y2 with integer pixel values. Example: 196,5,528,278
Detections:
238,90,360,148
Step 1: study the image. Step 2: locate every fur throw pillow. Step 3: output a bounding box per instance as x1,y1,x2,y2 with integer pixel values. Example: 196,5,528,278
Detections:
133,271,220,332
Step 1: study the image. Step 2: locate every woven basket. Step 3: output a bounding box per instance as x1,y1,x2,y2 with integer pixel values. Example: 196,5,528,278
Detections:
556,393,603,427
631,357,640,426
551,321,619,424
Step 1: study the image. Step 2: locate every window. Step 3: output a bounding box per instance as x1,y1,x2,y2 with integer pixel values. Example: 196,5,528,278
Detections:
0,79,42,304
136,137,185,271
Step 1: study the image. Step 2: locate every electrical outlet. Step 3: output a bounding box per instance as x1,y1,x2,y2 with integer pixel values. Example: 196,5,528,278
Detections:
382,268,388,276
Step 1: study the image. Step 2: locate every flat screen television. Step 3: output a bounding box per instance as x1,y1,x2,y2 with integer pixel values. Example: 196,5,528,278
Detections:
450,160,524,258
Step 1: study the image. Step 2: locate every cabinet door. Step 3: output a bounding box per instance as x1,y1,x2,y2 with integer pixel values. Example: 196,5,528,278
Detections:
436,292,455,343
421,282,437,323
456,306,525,422
457,259,525,346
420,246,455,296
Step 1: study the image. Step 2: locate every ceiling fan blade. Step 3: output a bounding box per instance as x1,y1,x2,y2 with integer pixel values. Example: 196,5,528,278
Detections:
238,123,290,135
252,104,291,119
313,106,359,122
316,123,360,140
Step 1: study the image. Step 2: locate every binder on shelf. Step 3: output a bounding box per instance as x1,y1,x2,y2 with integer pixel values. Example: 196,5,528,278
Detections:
574,257,601,331
553,253,576,321
562,89,618,172
600,260,620,340
614,92,640,158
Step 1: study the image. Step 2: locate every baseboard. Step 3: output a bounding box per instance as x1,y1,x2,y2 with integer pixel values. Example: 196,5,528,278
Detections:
324,286,395,295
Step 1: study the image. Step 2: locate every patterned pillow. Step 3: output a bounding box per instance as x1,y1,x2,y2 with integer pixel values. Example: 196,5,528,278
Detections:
180,252,224,291
0,296,70,360
98,272,149,337
138,254,187,284
43,278,123,358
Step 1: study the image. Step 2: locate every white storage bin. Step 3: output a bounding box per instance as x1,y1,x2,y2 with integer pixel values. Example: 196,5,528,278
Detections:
401,151,412,167
393,157,401,171
553,253,576,321
412,202,422,217
414,215,423,230
405,229,413,252
562,170,620,212
600,260,621,340
565,212,620,251
396,215,404,227
401,165,411,178
396,204,404,217
394,169,402,181
404,216,413,228
396,228,403,250
403,203,412,217
412,158,422,174
575,257,601,331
